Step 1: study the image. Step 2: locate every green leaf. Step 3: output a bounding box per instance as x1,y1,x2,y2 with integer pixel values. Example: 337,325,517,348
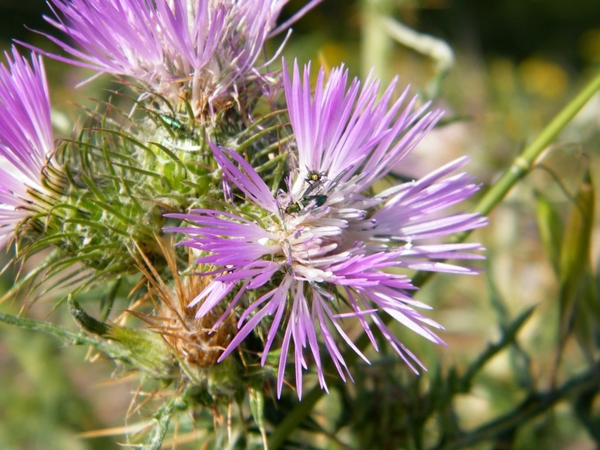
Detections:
0,249,61,304
534,190,564,274
67,295,111,336
249,386,267,449
573,271,600,363
68,296,173,378
0,311,127,357
557,169,596,349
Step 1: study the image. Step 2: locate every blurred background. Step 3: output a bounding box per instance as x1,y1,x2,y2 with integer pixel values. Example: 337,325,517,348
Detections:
1,0,599,448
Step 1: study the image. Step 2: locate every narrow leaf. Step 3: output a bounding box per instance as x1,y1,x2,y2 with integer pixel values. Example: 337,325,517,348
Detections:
534,190,563,273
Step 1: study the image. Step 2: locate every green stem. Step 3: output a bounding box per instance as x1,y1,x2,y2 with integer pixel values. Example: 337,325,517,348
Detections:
267,387,323,449
474,72,600,218
458,306,535,391
140,385,190,450
445,360,600,449
413,70,600,288
382,16,454,100
0,312,118,353
268,72,600,449
360,0,395,83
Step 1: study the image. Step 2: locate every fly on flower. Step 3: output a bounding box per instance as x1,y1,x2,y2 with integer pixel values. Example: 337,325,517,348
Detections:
302,194,327,208
284,201,302,215
282,193,327,216
305,169,324,184
282,175,331,216
159,114,187,134
166,59,487,399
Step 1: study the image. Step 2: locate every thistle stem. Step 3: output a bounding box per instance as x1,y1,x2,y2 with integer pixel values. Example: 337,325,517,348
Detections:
473,71,600,218
267,387,323,449
360,0,395,83
442,360,600,449
412,70,600,288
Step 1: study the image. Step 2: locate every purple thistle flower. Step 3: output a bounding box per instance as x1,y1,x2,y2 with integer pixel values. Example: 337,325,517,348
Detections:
166,61,487,398
0,48,54,249
27,0,321,117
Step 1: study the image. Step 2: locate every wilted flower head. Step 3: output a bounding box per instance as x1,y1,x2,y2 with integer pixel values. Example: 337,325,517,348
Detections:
32,0,321,118
166,60,487,398
0,48,54,249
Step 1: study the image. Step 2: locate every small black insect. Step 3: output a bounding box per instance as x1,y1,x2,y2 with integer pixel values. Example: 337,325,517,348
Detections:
305,170,324,184
159,114,187,132
284,193,327,215
285,202,303,215
303,194,327,208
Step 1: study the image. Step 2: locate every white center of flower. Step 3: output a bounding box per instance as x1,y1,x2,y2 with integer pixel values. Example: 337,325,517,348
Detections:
271,171,373,283
257,237,271,246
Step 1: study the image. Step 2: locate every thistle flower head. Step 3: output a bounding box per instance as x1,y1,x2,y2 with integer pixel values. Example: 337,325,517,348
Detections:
32,0,321,119
0,47,54,249
134,240,234,370
129,239,243,401
166,60,487,398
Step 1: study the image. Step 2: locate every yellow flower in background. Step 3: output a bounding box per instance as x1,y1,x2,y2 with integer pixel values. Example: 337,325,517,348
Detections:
519,57,568,99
